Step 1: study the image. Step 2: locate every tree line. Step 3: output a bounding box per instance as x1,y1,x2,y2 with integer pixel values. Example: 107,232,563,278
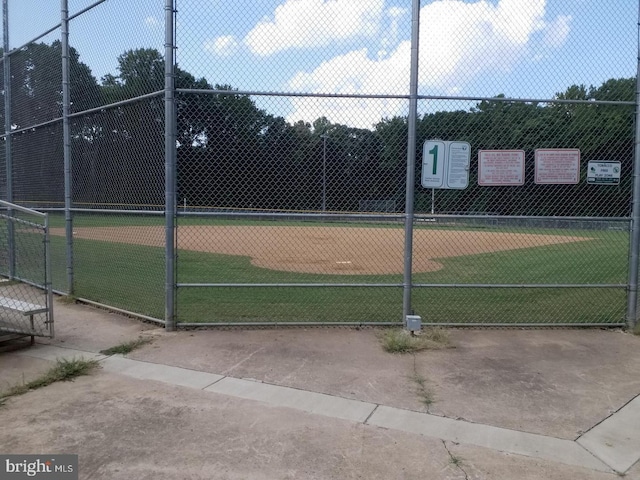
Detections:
1,43,635,217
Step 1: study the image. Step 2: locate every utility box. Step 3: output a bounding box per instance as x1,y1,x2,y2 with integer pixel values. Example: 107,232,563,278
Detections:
405,315,422,332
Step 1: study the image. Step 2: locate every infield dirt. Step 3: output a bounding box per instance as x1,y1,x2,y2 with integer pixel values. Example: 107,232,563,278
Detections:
59,225,590,275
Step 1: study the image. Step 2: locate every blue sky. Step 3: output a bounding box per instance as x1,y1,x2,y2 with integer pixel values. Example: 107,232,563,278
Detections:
6,0,638,128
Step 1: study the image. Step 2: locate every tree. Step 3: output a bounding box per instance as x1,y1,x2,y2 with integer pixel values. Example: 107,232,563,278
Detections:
1,41,100,204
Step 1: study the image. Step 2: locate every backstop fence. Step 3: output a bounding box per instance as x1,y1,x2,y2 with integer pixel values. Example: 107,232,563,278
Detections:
1,0,639,329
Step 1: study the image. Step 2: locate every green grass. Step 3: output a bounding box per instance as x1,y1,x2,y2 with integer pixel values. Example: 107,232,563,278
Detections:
410,371,434,409
34,214,633,325
0,357,100,402
380,328,453,353
100,337,153,355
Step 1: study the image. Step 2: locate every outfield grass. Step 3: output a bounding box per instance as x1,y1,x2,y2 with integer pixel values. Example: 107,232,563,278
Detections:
37,213,631,325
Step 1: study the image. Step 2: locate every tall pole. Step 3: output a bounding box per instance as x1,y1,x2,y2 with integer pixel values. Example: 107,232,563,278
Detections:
2,0,10,204
321,134,328,212
164,0,177,331
402,0,421,324
431,188,435,215
3,0,14,279
625,0,640,330
61,0,73,294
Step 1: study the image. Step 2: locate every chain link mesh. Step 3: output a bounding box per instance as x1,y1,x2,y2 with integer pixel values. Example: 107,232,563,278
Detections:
7,0,59,50
9,31,63,129
69,0,165,103
72,100,165,209
1,1,638,327
0,204,52,338
72,212,165,319
0,132,5,202
416,98,635,217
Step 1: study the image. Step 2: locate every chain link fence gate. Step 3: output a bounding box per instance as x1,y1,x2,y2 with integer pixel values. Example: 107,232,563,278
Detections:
0,0,638,329
0,200,53,342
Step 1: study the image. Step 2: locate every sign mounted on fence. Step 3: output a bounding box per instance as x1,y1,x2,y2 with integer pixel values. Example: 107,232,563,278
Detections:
421,140,470,189
534,149,580,184
478,150,525,186
587,161,621,185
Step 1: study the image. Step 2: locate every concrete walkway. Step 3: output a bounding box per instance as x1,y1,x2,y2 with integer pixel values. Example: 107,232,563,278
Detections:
2,300,640,479
13,342,640,476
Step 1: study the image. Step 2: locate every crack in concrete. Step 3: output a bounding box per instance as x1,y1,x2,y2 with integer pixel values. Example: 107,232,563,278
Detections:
411,354,433,414
441,440,469,480
220,346,267,375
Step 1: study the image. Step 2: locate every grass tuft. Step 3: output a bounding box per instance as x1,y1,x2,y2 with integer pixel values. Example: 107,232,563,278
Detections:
410,372,434,408
380,327,452,354
0,357,100,403
100,337,153,355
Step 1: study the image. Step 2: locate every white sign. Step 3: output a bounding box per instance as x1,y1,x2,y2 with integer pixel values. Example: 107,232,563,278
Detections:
587,161,621,185
478,150,525,186
422,140,445,188
421,140,470,189
447,142,471,189
534,149,580,184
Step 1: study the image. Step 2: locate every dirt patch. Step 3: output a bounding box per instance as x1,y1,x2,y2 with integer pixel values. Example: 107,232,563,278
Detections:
55,226,590,275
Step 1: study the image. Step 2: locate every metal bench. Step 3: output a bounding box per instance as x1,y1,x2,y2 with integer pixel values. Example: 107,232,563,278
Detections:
0,296,48,345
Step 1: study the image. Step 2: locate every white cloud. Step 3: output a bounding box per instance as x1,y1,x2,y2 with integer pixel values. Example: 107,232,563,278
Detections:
203,36,240,57
542,15,572,48
288,47,410,128
245,0,384,56
417,0,546,89
378,6,407,59
286,0,571,128
144,16,160,28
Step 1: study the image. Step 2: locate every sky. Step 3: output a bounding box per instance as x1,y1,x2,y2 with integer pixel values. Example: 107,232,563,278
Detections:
5,0,638,129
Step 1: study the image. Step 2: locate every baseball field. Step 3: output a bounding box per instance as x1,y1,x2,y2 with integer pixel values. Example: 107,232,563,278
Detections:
46,214,629,325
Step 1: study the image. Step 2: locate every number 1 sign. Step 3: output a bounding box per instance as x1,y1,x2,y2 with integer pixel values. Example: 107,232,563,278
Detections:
421,140,470,189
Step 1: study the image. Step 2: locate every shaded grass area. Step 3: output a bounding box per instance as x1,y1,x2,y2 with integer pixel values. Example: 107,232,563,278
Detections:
412,287,626,325
177,285,403,323
0,357,100,404
49,235,165,319
100,337,153,355
42,217,630,325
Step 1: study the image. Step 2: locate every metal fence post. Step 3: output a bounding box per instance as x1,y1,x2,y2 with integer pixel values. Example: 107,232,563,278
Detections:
164,0,177,331
61,0,73,294
402,0,421,324
44,212,54,338
625,1,640,330
2,0,15,279
2,0,10,205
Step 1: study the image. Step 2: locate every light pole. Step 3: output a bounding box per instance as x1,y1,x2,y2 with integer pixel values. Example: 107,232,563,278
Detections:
320,134,329,212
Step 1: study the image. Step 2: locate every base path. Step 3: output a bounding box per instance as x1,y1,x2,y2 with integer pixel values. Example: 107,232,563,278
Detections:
63,225,589,275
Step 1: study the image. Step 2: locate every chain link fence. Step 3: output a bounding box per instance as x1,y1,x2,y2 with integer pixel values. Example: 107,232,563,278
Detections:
0,200,53,341
0,0,638,329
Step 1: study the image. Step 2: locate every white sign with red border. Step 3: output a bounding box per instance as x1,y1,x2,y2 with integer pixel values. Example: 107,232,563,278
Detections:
478,150,525,186
534,149,580,184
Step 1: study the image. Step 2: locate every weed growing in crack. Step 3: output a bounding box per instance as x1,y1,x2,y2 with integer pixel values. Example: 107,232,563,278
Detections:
0,357,100,403
100,337,153,355
410,355,434,411
442,440,469,480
